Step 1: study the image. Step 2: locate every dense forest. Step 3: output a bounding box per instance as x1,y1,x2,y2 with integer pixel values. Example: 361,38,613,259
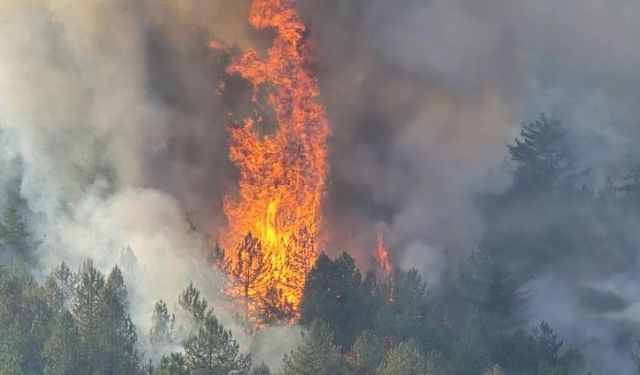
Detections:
2,115,640,374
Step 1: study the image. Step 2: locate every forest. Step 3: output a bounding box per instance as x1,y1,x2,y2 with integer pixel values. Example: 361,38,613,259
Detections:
2,115,639,374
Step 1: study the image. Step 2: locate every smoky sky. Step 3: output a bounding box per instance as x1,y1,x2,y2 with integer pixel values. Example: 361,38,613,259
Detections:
298,0,640,262
0,0,639,371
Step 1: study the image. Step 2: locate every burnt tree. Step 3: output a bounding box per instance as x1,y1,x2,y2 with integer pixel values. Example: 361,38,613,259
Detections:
229,233,271,322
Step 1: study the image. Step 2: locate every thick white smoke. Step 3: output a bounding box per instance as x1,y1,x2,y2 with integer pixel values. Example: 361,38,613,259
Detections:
0,0,299,368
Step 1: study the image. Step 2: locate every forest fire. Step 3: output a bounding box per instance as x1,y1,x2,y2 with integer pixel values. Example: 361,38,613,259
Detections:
375,229,393,275
219,0,329,322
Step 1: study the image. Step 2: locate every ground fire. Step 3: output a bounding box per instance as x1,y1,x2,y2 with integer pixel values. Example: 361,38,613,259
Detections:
218,0,329,323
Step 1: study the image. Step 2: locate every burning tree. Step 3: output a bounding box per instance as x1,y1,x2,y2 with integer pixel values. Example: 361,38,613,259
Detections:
374,229,393,275
218,0,330,321
283,228,317,304
227,233,272,322
257,283,295,326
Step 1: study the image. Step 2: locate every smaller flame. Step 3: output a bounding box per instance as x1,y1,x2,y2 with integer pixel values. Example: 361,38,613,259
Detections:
208,40,224,51
375,229,392,274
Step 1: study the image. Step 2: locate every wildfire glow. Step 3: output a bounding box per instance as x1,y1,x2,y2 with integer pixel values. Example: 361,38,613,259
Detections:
219,0,329,322
375,229,393,275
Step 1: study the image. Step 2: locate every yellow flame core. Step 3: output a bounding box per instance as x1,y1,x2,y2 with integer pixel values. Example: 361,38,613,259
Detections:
219,0,329,322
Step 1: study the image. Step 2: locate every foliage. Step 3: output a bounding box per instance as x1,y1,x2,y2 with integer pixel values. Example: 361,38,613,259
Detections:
183,309,251,374
376,341,428,375
282,320,348,375
493,321,571,375
42,311,80,375
508,114,579,192
150,300,175,349
97,266,139,374
228,233,272,322
300,252,379,347
375,269,441,350
0,206,37,265
459,247,530,330
3,112,640,372
448,316,491,375
155,353,190,375
43,262,76,315
179,283,208,324
349,330,384,374
251,362,272,375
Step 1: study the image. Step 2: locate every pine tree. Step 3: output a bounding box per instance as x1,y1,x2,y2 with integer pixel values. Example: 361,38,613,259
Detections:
179,283,208,324
0,323,23,375
282,321,347,375
97,266,139,374
350,330,384,375
495,321,565,374
251,362,272,375
73,262,139,374
507,114,579,192
228,233,271,322
376,341,428,375
0,206,36,264
284,228,316,301
300,252,373,347
155,353,190,375
42,311,80,375
0,267,51,374
150,300,175,350
449,316,491,375
257,284,295,326
183,309,251,374
73,260,105,374
530,322,562,366
459,248,529,331
43,262,75,315
375,269,437,349
210,244,229,273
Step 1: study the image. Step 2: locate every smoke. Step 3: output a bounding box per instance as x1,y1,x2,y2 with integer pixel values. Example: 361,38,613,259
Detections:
298,0,640,371
301,0,640,258
1,0,639,371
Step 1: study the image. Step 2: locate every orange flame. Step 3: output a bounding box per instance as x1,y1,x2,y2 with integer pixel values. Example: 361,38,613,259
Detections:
219,0,329,322
375,229,393,275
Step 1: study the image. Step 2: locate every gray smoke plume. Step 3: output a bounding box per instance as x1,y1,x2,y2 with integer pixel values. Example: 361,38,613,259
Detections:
299,0,640,372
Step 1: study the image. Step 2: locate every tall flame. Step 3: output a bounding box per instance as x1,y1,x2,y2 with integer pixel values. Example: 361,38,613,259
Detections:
375,229,393,275
220,0,329,321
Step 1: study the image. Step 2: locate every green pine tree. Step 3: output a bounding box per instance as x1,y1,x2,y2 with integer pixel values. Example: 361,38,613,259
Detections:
73,260,105,374
43,262,75,315
282,320,348,375
300,252,376,347
376,341,428,375
97,266,139,374
0,206,36,264
150,300,175,350
155,353,190,375
179,283,208,324
350,330,384,375
507,114,580,192
183,309,251,374
42,311,80,375
251,362,272,375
